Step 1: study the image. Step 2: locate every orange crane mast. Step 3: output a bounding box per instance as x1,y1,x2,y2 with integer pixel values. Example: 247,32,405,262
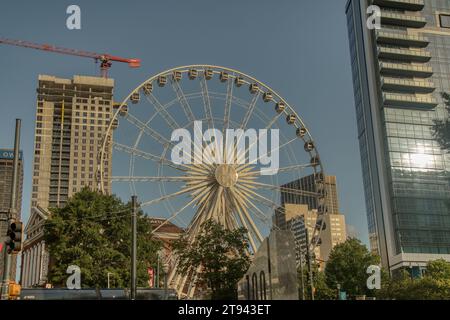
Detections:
0,37,141,78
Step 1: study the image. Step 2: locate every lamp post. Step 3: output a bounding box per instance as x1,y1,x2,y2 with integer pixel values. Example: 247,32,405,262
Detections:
162,264,168,300
107,272,113,289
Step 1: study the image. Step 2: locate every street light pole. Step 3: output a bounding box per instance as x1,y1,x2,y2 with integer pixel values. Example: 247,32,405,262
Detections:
156,252,160,288
130,195,137,300
1,119,21,300
163,264,168,300
107,272,112,289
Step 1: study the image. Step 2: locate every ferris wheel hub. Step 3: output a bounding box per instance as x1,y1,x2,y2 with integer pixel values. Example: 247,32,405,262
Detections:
214,164,238,188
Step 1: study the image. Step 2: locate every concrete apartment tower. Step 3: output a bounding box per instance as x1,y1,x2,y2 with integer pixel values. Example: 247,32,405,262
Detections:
0,149,23,282
346,0,450,274
20,75,114,287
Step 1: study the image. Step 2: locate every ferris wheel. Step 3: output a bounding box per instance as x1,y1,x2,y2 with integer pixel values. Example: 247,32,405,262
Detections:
99,65,328,298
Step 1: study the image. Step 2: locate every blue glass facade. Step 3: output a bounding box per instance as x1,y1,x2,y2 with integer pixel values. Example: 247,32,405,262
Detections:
346,0,450,270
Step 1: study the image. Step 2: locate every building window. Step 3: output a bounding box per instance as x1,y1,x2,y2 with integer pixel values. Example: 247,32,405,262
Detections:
440,14,450,28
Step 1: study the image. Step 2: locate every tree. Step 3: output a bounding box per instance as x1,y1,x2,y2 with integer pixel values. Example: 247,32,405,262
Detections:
324,238,380,297
426,259,450,279
432,92,450,152
377,259,450,300
44,188,160,288
173,220,251,300
298,262,335,300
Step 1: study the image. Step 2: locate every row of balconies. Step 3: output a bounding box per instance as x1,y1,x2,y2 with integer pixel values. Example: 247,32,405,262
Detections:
373,0,424,11
378,47,431,62
376,31,429,48
379,62,433,78
382,93,437,108
381,77,435,94
380,11,426,28
372,1,436,109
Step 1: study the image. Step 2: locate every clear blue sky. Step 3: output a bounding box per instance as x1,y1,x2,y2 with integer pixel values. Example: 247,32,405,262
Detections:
0,0,369,244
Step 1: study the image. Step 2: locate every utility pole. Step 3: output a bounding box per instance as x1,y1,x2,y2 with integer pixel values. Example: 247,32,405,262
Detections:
130,195,137,300
305,228,314,301
1,119,21,300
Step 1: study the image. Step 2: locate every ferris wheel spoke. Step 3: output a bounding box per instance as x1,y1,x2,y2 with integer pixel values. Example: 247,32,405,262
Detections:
238,163,317,182
171,79,195,123
145,93,180,130
200,74,215,131
223,77,233,133
234,209,258,253
236,183,280,211
242,181,319,197
198,76,223,163
276,163,316,174
229,188,263,241
240,91,261,130
228,187,263,243
151,195,199,235
140,188,191,208
233,186,272,226
235,113,283,165
224,188,258,252
112,142,188,172
124,112,172,146
240,136,298,172
186,185,218,238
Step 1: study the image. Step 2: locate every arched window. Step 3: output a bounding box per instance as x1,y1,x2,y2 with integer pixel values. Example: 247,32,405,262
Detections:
260,271,267,300
252,273,258,300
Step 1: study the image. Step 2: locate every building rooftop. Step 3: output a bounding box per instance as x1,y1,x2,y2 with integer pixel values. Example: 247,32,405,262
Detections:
38,74,114,87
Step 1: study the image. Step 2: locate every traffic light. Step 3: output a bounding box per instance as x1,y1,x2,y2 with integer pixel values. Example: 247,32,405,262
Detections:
6,220,23,254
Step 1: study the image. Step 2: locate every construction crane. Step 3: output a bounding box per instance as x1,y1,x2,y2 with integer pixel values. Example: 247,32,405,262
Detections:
0,37,141,78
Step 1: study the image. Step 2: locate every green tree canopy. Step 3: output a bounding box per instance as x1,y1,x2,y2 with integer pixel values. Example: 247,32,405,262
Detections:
298,261,335,300
324,238,380,297
377,259,450,300
44,188,160,288
173,220,251,300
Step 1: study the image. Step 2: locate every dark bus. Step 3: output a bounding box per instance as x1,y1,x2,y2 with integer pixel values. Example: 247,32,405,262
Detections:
20,288,178,300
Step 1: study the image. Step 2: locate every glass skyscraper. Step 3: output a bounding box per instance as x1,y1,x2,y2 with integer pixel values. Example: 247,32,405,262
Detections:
346,0,450,274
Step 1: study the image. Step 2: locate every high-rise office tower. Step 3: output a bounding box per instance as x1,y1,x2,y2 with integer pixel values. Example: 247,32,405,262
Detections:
21,75,114,287
281,174,340,214
283,204,347,266
275,175,347,266
346,0,450,274
0,149,23,281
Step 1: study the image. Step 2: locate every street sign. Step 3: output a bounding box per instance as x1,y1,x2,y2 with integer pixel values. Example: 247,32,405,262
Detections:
0,149,23,160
